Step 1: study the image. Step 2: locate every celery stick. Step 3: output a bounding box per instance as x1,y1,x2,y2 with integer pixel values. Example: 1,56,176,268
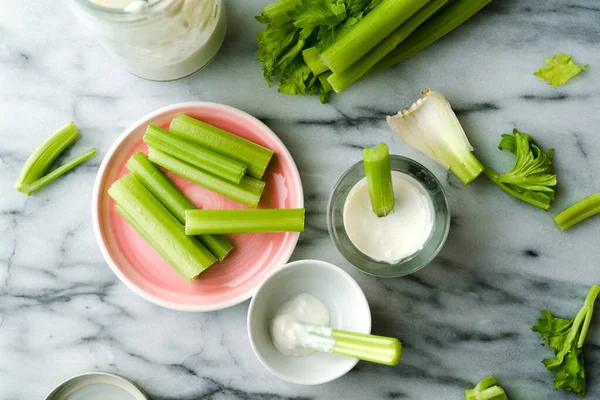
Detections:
126,152,233,260
257,0,301,26
331,329,402,366
370,0,493,74
109,174,216,282
143,124,247,184
185,209,305,235
553,193,600,231
363,143,395,217
328,0,448,93
303,47,329,75
169,114,274,180
318,72,333,92
14,121,80,192
21,148,97,195
319,0,431,74
148,148,265,207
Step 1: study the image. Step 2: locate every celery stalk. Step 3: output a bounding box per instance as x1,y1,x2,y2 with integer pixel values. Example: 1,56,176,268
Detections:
21,148,97,195
185,209,305,235
330,329,402,366
257,0,301,26
169,114,274,180
148,148,265,207
319,0,431,74
109,174,216,282
126,152,233,260
363,143,395,217
328,0,448,93
553,193,600,231
318,72,333,92
370,0,493,74
143,124,247,184
303,47,329,75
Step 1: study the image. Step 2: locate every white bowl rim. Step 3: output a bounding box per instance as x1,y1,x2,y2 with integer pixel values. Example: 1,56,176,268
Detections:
247,259,372,385
91,102,304,312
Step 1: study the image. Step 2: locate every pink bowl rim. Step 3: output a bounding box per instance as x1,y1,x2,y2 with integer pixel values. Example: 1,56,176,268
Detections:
91,102,304,312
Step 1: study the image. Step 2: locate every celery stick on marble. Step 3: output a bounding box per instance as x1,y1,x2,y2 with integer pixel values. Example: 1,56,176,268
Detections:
363,143,395,218
303,47,329,75
143,124,247,184
169,114,274,179
14,121,96,195
109,174,216,282
126,152,233,260
148,148,265,207
185,209,305,235
553,193,600,231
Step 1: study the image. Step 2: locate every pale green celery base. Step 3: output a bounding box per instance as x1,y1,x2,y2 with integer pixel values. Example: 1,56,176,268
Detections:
447,151,484,185
552,193,600,231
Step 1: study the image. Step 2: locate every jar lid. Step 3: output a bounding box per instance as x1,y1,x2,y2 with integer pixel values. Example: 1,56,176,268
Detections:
45,372,148,400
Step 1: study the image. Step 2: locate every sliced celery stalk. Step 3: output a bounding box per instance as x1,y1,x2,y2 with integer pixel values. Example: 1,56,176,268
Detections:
126,152,233,260
303,47,329,75
363,143,395,217
319,0,431,74
470,386,507,400
330,329,402,366
21,148,97,195
109,174,216,282
553,193,600,231
185,209,305,235
169,114,274,180
371,0,493,74
474,376,498,393
318,72,333,92
143,124,247,184
148,148,265,207
328,0,448,93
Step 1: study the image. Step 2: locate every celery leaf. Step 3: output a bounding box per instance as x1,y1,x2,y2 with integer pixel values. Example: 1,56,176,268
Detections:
534,54,588,86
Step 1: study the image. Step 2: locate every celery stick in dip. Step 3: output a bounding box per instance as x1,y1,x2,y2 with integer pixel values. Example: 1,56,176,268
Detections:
343,171,434,263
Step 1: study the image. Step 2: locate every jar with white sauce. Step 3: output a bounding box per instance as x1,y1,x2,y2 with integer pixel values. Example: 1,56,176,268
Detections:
327,155,450,277
67,0,227,81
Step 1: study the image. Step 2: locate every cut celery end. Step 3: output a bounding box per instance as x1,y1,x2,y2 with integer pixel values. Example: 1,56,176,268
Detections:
143,124,247,184
553,193,600,231
319,0,431,74
474,376,498,393
109,174,216,282
318,72,333,92
126,152,233,261
363,143,395,217
303,47,329,75
185,209,305,235
148,148,265,207
15,121,80,190
331,330,402,366
169,114,274,180
18,148,97,195
450,150,485,185
328,0,448,93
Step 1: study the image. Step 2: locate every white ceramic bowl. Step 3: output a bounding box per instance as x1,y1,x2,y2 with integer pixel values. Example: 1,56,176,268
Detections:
247,260,371,385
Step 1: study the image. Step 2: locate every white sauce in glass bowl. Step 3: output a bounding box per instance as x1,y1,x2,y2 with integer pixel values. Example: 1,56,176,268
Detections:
343,171,434,263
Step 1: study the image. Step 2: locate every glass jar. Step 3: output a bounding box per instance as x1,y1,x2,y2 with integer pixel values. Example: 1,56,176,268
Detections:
327,156,450,278
67,0,226,81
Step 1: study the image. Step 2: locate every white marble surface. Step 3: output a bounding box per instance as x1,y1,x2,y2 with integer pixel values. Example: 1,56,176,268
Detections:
2,1,600,399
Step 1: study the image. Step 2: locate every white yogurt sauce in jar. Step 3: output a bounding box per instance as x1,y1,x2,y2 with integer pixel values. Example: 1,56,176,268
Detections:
69,0,226,80
343,171,434,263
270,294,330,357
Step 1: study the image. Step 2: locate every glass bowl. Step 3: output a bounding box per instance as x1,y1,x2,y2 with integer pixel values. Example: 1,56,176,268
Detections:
327,155,450,278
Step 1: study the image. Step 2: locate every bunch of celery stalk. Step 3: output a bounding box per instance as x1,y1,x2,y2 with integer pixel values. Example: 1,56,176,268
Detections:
256,0,492,102
109,115,304,283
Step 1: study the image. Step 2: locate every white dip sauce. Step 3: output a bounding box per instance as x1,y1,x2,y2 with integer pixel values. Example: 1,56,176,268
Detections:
343,171,434,263
270,294,330,357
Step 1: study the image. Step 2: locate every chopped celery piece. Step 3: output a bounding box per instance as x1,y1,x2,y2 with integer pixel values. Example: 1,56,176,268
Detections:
126,152,233,260
363,143,395,217
109,174,216,282
256,0,301,26
328,0,448,93
474,376,498,393
553,193,600,231
465,376,508,400
148,148,265,207
143,124,247,184
318,72,333,92
169,114,274,180
303,47,329,75
330,329,402,366
185,209,305,235
371,0,493,74
319,0,431,74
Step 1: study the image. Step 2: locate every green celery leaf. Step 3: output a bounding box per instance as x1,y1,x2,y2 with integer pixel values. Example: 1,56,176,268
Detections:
257,24,299,85
534,54,588,86
278,60,312,95
551,342,586,397
292,0,347,31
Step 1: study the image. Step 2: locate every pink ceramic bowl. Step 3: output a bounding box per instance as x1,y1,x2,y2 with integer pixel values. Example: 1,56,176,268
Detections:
92,103,303,311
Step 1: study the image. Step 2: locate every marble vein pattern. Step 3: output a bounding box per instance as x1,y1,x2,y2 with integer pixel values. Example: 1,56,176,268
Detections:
1,0,600,399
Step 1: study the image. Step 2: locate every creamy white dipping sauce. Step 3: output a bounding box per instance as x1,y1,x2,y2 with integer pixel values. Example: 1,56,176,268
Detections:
343,171,434,263
270,294,330,357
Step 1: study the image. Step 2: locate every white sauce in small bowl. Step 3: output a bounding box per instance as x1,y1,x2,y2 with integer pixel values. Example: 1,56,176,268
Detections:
343,171,434,263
